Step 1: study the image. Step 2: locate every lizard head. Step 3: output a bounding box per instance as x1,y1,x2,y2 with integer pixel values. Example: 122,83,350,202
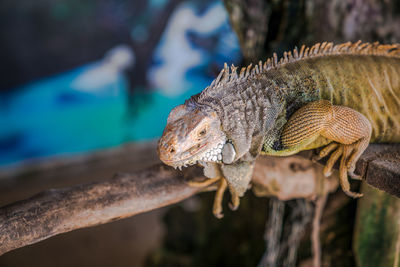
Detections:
158,103,228,169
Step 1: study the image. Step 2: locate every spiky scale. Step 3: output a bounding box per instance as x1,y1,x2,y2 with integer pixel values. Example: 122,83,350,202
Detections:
231,65,238,79
309,45,315,55
313,43,320,54
304,47,310,57
320,41,327,51
299,45,305,58
239,67,246,78
273,53,278,66
245,63,252,77
293,47,299,59
214,69,225,85
287,51,293,62
283,51,288,63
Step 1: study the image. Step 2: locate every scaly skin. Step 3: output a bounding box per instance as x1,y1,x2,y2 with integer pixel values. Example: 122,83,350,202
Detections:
158,41,400,218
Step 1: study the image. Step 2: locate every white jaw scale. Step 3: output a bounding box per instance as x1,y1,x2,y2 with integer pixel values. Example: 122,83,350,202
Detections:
198,141,224,162
174,138,227,170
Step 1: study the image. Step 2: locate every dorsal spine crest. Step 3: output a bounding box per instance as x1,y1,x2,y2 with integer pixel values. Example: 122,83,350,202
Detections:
200,41,400,97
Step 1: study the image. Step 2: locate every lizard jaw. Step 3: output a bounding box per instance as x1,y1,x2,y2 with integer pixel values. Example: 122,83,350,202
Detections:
166,138,226,170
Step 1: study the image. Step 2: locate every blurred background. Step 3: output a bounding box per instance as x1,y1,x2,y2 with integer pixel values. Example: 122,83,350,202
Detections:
0,0,241,167
1,0,400,266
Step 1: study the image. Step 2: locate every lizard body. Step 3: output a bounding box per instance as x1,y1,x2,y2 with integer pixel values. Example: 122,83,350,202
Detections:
262,52,400,151
158,41,400,217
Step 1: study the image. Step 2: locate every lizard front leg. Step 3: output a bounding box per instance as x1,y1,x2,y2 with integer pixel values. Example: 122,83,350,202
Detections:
187,176,229,218
186,162,234,218
281,100,372,198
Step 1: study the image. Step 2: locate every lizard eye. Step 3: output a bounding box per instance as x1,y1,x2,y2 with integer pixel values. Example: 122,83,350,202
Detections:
198,128,207,137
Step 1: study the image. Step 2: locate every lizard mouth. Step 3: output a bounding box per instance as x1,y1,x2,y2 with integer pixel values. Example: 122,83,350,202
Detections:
165,138,226,170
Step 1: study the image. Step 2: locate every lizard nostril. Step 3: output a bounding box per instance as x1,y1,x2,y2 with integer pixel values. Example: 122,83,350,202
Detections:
169,147,175,154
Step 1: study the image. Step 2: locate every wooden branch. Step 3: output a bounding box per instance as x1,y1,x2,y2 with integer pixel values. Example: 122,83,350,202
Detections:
0,164,204,256
0,144,398,256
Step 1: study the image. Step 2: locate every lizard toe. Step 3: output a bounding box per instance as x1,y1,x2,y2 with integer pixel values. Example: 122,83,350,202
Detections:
343,190,363,198
322,146,343,177
348,171,363,181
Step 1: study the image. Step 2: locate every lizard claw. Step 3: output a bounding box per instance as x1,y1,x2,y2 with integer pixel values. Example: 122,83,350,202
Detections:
322,146,343,177
311,155,320,163
338,144,363,198
343,191,363,198
320,142,364,198
212,178,227,219
316,142,339,163
228,202,238,211
348,171,363,181
213,210,224,219
186,177,220,188
228,192,240,211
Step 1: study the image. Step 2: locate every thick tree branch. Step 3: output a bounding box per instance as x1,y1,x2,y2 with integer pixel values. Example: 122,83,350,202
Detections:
0,164,204,256
0,144,398,256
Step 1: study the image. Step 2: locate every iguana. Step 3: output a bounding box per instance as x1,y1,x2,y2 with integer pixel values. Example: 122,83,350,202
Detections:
157,41,400,218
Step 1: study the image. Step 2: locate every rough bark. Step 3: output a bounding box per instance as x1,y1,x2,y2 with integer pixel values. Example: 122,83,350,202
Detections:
0,164,203,256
